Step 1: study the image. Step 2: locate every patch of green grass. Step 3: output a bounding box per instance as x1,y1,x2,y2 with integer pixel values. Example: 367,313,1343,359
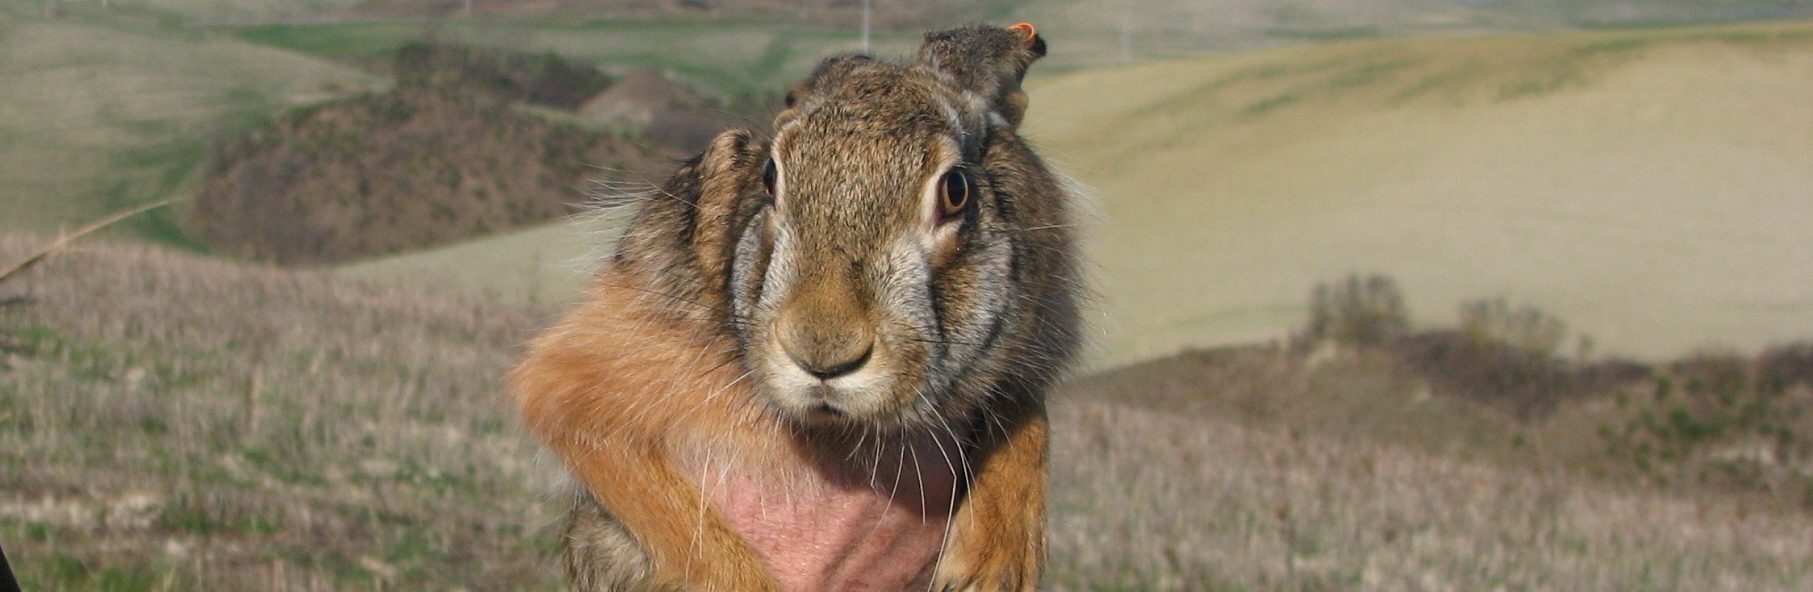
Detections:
1328,57,1418,89
1497,68,1584,100
22,553,161,592
23,521,52,543
103,139,214,250
156,504,282,535
226,22,413,62
1574,36,1657,56
1244,91,1304,115
1391,59,1487,102
1263,26,1382,42
241,447,328,486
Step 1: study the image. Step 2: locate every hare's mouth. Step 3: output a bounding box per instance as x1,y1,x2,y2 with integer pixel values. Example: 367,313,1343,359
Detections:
800,384,848,419
755,347,927,429
806,398,848,420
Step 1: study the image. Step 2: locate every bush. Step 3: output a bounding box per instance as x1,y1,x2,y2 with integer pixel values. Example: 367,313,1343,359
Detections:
1458,298,1566,357
1758,342,1813,394
1393,300,1596,418
1303,273,1409,348
1395,329,1575,418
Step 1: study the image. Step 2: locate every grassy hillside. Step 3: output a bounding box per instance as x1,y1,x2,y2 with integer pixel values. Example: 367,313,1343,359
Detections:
337,20,1813,365
0,1,379,245
5,233,1810,590
125,0,365,22
140,1,1813,70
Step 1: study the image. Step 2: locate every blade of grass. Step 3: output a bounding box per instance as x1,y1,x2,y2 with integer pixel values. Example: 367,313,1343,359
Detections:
0,198,177,286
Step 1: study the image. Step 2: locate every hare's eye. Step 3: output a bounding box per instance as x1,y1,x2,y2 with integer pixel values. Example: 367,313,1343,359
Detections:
761,159,778,196
940,169,970,222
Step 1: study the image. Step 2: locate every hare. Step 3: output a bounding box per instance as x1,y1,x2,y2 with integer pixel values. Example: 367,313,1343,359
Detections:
511,23,1080,592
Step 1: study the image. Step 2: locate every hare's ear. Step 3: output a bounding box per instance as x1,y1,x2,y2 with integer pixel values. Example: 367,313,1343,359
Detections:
917,23,1046,128
618,129,760,294
687,130,763,282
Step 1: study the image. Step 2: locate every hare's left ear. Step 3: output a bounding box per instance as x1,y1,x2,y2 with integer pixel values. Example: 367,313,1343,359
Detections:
917,23,1046,128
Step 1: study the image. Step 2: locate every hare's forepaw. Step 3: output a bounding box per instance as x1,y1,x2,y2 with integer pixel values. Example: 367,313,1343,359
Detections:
930,537,1039,592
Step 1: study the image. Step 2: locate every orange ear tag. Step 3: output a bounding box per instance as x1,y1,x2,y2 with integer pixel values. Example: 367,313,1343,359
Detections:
1008,22,1038,49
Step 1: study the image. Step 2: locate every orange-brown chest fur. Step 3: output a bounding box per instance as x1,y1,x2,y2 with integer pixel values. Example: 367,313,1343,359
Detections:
513,268,959,591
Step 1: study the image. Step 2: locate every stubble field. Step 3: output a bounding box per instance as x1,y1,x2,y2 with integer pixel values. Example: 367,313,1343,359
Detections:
5,234,1810,590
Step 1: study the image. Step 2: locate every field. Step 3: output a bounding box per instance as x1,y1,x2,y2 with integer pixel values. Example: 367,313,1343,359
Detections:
334,211,620,305
220,19,925,98
0,1,379,245
1029,20,1813,365
1044,401,1812,591
337,20,1813,366
129,0,1813,70
5,234,1811,590
7,3,1813,590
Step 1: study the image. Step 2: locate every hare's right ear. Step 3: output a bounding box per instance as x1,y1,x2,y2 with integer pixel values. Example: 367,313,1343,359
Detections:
616,129,760,298
917,23,1047,128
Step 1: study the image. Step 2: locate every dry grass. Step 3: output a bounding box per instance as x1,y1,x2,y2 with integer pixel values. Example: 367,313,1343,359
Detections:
4,233,1811,590
0,233,566,590
1046,400,1813,591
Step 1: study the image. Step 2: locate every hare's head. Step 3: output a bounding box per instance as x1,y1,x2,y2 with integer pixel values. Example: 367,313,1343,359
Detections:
714,24,1077,432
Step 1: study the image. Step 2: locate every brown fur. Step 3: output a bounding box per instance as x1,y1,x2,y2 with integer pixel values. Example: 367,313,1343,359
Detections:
512,23,1078,591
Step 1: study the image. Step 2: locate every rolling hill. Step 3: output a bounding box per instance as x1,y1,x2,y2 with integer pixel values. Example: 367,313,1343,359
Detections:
182,42,677,265
218,18,925,98
144,1,1813,70
339,20,1813,366
335,210,621,303
1029,20,1813,365
0,1,380,245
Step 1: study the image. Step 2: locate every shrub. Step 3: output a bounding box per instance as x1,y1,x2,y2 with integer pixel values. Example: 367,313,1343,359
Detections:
1758,342,1813,394
1396,329,1575,418
1303,273,1409,349
1458,297,1566,357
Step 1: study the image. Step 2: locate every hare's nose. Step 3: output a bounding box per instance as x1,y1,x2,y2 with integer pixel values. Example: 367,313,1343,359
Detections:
775,311,875,381
778,321,873,380
788,339,872,380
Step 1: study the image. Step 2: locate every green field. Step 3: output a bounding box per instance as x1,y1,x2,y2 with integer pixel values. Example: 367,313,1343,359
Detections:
337,20,1813,366
124,0,1813,72
0,1,378,244
220,19,924,98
